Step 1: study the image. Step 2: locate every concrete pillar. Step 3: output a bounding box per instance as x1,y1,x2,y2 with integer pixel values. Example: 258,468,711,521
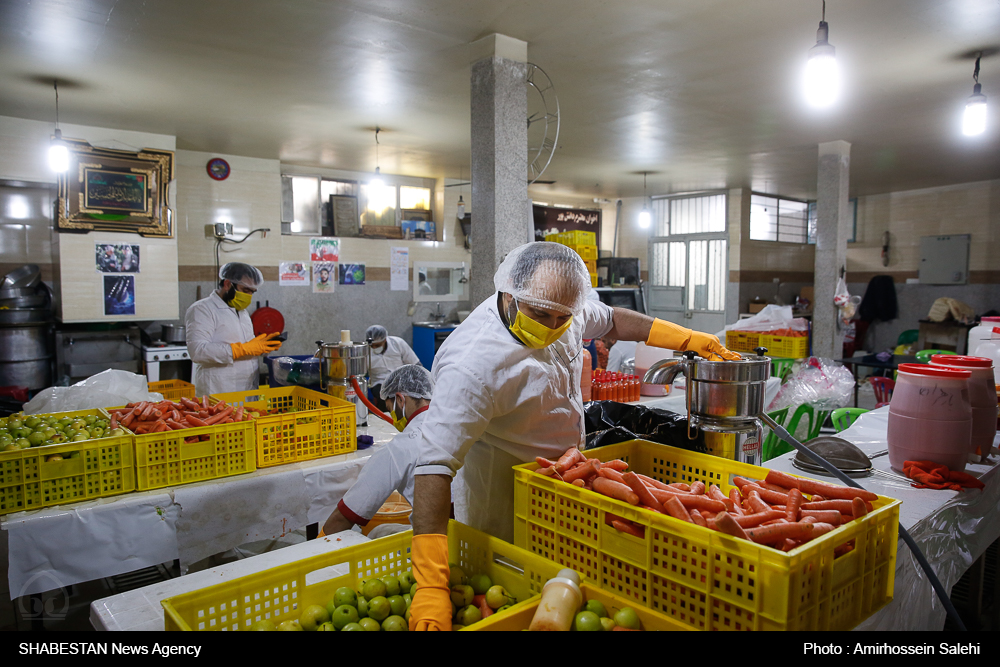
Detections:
469,34,529,308
812,140,851,359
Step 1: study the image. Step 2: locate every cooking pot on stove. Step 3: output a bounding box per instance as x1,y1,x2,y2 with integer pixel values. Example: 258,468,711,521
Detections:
161,324,186,344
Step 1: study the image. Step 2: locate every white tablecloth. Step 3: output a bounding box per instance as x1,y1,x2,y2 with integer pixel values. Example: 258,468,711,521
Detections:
766,407,1000,631
1,417,400,598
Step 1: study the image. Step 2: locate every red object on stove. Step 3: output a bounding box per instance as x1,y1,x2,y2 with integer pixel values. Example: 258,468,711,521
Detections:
250,300,285,336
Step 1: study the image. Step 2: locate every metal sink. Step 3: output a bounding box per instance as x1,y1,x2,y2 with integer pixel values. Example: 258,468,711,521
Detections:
412,321,457,329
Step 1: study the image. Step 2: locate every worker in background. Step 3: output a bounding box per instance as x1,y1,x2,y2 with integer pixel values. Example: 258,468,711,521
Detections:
407,242,739,630
185,262,282,396
320,364,433,539
606,338,638,372
366,324,421,411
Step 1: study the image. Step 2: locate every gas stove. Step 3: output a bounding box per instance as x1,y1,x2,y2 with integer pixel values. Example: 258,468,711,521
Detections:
142,342,189,363
142,342,191,382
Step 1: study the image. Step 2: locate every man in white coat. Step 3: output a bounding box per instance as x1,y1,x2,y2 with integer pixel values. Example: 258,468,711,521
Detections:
407,242,739,630
320,364,433,538
365,325,421,411
185,262,282,396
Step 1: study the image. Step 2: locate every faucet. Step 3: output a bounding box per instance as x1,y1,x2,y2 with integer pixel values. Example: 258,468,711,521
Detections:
431,302,444,321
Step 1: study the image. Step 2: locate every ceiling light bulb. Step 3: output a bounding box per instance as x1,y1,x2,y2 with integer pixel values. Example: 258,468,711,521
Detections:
963,84,987,137
49,129,69,173
456,195,465,219
638,208,651,229
804,21,839,108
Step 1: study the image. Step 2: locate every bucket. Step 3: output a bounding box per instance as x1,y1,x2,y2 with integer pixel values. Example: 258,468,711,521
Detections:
888,363,972,472
360,491,412,537
929,355,999,459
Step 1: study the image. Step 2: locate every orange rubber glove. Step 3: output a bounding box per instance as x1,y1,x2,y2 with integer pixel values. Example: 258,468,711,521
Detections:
408,534,452,631
231,332,282,360
646,318,741,361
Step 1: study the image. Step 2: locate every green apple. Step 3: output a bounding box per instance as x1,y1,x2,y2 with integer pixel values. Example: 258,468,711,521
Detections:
387,595,406,617
496,604,513,613
485,585,513,610
448,565,467,587
248,619,275,631
402,593,411,608
469,573,492,595
455,605,481,626
24,417,41,429
333,586,357,609
450,584,474,608
583,599,608,618
27,432,46,447
331,604,359,630
356,596,369,618
382,615,407,631
317,621,337,631
299,604,330,631
339,622,363,631
15,438,30,449
398,570,414,591
613,607,640,630
382,575,401,597
410,582,418,597
275,620,303,631
362,578,387,600
599,616,616,631
574,611,602,632
358,617,381,631
84,415,97,425
367,596,390,622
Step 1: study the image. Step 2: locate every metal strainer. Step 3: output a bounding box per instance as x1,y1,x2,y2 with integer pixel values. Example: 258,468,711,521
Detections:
791,436,908,482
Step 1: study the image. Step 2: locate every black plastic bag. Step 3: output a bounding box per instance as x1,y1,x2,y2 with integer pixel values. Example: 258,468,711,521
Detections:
584,400,707,454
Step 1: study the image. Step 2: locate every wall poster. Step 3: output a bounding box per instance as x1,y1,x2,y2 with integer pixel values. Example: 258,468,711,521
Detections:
103,275,136,316
313,262,336,293
278,261,309,286
95,243,140,273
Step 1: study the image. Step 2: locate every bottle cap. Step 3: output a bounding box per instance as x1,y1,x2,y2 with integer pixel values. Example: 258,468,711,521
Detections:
340,330,352,344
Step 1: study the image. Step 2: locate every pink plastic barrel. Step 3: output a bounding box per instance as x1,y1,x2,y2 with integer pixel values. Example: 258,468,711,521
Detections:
887,363,972,472
930,355,999,459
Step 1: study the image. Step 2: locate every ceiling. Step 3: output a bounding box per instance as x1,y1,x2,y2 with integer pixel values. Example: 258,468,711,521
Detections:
1,0,998,201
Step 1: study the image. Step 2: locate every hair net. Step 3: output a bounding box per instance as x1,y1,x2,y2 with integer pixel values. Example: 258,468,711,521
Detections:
366,325,388,344
494,242,592,315
219,262,263,289
380,364,434,401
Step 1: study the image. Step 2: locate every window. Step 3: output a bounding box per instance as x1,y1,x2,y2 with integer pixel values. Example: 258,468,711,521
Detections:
750,192,857,243
281,175,321,235
399,186,431,210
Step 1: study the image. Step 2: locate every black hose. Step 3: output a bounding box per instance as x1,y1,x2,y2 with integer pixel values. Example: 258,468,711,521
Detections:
759,414,967,631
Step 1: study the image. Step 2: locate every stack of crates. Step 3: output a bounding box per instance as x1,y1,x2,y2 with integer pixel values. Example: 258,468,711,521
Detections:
545,230,599,286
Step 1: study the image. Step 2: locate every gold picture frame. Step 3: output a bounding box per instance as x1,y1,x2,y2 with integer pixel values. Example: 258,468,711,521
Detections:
56,137,174,237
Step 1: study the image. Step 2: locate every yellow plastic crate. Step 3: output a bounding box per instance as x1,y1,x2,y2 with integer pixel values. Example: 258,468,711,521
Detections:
584,259,597,273
762,334,810,359
161,520,562,631
0,409,134,515
471,581,694,631
590,272,598,288
568,244,598,260
725,330,761,353
545,233,559,242
563,230,597,246
209,386,355,468
513,439,901,631
133,419,256,491
147,380,196,401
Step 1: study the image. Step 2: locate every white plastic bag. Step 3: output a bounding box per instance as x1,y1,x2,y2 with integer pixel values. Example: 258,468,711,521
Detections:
834,277,861,324
725,305,809,333
23,369,163,414
767,357,854,415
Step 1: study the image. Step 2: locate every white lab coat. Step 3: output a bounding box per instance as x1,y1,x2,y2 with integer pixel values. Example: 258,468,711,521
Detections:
185,291,259,396
368,336,421,386
606,340,638,372
340,410,428,522
414,293,615,542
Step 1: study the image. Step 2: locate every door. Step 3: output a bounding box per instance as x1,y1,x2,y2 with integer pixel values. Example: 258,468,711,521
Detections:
648,193,728,336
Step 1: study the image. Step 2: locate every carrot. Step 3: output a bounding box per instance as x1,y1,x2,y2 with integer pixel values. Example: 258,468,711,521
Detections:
535,457,556,468
765,470,878,502
834,542,855,558
800,499,854,513
165,419,186,430
732,476,758,491
689,509,707,527
740,483,791,506
554,447,585,473
204,406,235,426
800,509,841,525
571,479,586,487
732,510,786,528
140,404,155,420
202,396,209,409
602,459,629,472
809,522,837,538
120,412,136,428
185,415,208,427
713,512,750,540
689,481,705,495
597,467,627,484
786,488,803,522
668,482,691,492
745,521,814,545
663,496,693,523
851,497,868,520
634,473,675,492
592,477,640,505
758,480,796,493
180,398,201,412
649,489,726,512
729,488,745,516
621,472,665,512
746,490,770,514
611,519,645,538
563,460,599,483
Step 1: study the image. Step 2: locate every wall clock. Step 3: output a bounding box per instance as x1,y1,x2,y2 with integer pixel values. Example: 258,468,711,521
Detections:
206,158,231,181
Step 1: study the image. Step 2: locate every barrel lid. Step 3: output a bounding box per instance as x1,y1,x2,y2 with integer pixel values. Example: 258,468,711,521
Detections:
897,363,971,379
930,354,993,369
980,316,1000,322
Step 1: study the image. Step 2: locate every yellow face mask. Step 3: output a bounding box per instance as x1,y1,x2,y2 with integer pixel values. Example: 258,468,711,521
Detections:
388,397,408,432
507,300,573,349
227,289,252,311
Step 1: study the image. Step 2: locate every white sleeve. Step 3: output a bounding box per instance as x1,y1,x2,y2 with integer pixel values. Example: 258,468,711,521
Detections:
185,302,235,365
580,298,615,340
399,339,420,366
341,439,414,521
414,364,494,477
606,345,623,372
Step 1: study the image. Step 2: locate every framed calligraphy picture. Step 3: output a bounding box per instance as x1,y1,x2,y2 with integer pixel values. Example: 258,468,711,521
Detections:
56,137,174,237
532,204,601,242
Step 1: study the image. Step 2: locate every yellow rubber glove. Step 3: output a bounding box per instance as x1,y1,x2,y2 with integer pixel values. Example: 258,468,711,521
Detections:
408,534,452,631
646,318,741,361
230,333,282,360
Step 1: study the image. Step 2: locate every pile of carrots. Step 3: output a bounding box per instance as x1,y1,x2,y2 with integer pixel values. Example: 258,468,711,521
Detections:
108,397,260,443
763,328,808,338
535,447,878,554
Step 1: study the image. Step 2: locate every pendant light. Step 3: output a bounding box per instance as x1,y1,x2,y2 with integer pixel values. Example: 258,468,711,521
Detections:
803,1,840,109
638,172,651,229
962,54,987,137
370,127,384,190
48,80,69,173
456,167,466,219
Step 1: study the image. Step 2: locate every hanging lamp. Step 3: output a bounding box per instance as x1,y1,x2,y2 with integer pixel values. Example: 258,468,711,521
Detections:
962,53,987,137
638,172,651,229
48,80,69,173
804,1,840,109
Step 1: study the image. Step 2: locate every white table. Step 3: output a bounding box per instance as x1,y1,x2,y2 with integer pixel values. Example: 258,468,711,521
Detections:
1,417,400,599
766,407,1000,631
90,529,369,631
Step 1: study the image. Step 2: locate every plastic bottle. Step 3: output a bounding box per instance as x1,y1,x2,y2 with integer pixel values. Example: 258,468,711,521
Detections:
528,569,582,631
970,318,1000,386
930,355,999,460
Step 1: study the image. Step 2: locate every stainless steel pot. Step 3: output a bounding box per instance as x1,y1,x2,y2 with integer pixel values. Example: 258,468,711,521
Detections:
315,338,371,426
161,324,186,344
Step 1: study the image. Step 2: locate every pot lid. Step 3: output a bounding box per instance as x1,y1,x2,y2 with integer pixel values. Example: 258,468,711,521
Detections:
930,354,993,368
250,301,285,336
897,363,971,379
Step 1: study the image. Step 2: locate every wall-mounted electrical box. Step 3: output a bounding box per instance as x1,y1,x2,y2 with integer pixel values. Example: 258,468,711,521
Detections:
918,234,970,285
